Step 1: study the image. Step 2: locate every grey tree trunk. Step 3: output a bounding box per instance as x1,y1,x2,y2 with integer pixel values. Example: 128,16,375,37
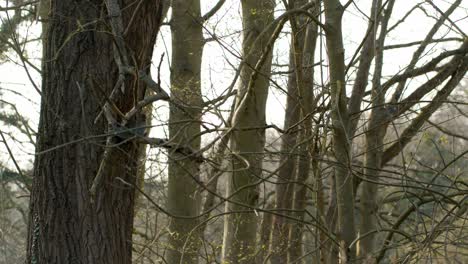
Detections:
221,0,274,263
323,0,357,262
270,50,301,264
347,0,380,138
288,1,319,262
358,1,393,262
167,0,204,263
270,8,304,264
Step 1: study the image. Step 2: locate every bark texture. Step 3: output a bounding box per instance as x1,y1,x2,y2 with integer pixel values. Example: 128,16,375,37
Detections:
26,1,163,263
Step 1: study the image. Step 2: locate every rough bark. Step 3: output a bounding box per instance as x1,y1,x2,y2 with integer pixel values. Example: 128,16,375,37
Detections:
26,1,163,263
221,0,274,263
166,0,204,263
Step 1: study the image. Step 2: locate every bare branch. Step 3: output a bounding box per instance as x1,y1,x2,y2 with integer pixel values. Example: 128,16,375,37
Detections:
202,0,226,22
384,37,463,50
382,57,468,165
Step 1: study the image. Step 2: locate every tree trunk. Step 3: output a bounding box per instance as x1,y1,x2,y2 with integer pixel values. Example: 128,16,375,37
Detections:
26,1,163,263
323,0,357,262
358,1,394,262
166,0,204,263
270,17,303,264
347,0,380,138
257,203,274,263
288,5,319,261
221,0,274,263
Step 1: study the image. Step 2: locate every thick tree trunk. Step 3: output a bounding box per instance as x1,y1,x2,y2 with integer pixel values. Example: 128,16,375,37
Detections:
26,1,163,263
221,0,274,263
166,0,204,263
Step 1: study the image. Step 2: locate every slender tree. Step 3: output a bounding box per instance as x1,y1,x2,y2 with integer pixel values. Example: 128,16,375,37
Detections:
288,2,319,262
222,0,275,262
270,1,305,260
323,0,357,262
270,1,319,263
166,0,204,263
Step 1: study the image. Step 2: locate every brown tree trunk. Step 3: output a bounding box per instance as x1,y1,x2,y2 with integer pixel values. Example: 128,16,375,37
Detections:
26,1,163,263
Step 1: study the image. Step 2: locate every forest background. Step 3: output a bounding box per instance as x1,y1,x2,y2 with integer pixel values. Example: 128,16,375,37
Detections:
0,0,467,263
